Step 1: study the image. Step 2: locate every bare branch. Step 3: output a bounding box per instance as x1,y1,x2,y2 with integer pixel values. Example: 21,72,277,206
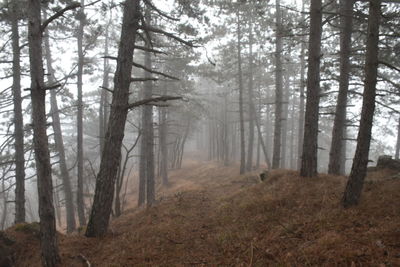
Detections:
127,96,182,110
131,77,159,82
142,0,180,21
132,61,179,80
133,45,167,55
379,60,400,73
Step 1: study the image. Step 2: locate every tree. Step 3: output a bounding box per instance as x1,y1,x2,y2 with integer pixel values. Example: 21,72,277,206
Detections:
28,0,60,265
300,0,322,177
76,0,86,226
328,0,354,175
43,21,76,233
85,0,142,237
10,0,26,224
272,0,283,169
342,0,382,207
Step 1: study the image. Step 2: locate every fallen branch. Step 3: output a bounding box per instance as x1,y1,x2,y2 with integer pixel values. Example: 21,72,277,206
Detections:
77,254,91,267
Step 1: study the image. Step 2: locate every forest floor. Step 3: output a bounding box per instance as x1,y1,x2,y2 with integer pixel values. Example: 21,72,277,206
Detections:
4,160,400,266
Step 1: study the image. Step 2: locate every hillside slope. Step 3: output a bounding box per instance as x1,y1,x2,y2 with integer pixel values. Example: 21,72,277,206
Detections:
4,161,400,266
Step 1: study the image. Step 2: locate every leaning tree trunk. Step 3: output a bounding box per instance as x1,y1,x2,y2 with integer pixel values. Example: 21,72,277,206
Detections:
272,0,283,169
85,0,141,237
300,0,323,177
328,0,354,175
237,10,246,174
44,25,77,233
76,0,86,226
342,0,381,207
11,4,25,224
28,0,60,265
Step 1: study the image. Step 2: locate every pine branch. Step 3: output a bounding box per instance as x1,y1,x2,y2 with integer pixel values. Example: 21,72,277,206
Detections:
142,0,179,21
139,25,197,47
131,77,159,82
133,45,167,55
41,2,81,32
132,61,179,80
127,96,182,110
379,60,400,73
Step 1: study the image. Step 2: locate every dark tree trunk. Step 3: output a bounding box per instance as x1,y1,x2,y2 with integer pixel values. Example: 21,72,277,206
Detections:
76,0,86,226
246,16,255,172
44,25,76,233
281,70,290,168
396,116,400,160
300,0,323,177
328,0,354,175
99,17,111,156
11,4,25,224
297,1,306,171
342,0,381,207
160,105,168,185
272,0,283,169
85,0,141,237
28,0,60,265
237,10,246,174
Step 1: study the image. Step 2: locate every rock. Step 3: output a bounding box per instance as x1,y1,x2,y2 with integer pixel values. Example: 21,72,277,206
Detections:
376,155,400,170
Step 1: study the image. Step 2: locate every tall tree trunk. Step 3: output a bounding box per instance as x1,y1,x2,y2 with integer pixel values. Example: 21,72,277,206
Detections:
11,4,25,224
76,0,86,226
281,70,290,168
328,0,354,175
28,0,60,265
272,0,283,169
289,96,296,169
395,116,400,160
99,16,111,156
44,25,76,233
160,105,169,185
342,0,381,207
246,15,255,172
237,10,246,174
300,0,323,177
85,0,141,237
297,1,306,171
138,10,155,206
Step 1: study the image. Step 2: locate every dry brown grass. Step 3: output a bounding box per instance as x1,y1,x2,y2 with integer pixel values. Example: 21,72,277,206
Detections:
5,163,400,266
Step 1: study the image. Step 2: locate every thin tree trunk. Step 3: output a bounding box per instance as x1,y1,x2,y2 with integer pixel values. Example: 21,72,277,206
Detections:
28,0,60,265
11,4,25,224
99,16,111,155
76,0,86,226
272,0,283,169
297,0,306,171
343,0,381,207
160,105,169,185
237,10,246,174
328,0,354,175
44,23,76,233
246,15,255,172
395,116,400,160
85,0,141,237
281,70,290,168
300,0,322,177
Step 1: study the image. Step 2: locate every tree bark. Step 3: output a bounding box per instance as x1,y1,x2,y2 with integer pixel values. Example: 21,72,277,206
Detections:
297,0,306,171
272,0,283,169
395,116,400,160
343,0,381,207
85,0,141,237
11,3,26,224
237,10,246,174
44,24,76,233
28,0,60,265
300,0,323,177
76,0,86,226
160,97,169,185
246,15,255,172
328,0,354,175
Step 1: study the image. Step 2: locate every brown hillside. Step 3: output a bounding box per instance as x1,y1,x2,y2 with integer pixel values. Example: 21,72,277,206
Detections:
4,162,400,266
